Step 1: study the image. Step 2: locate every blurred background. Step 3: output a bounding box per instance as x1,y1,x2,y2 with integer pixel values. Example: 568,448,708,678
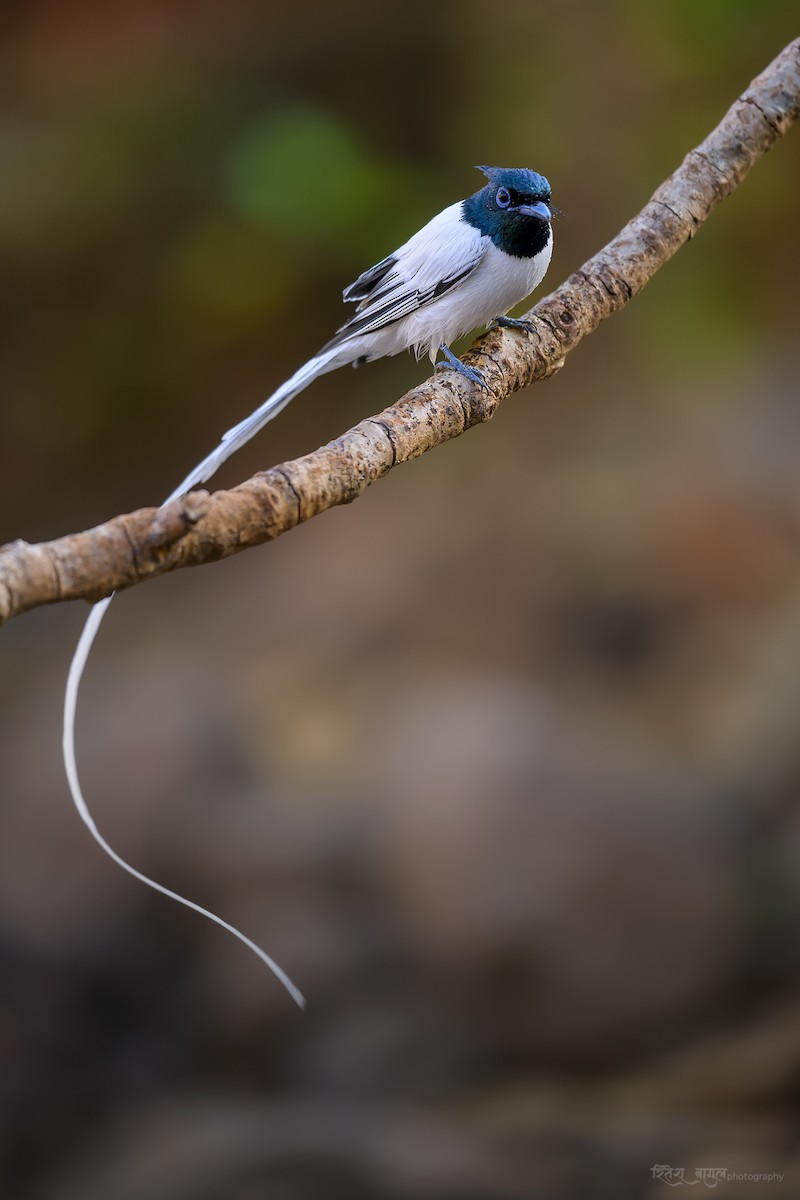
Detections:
1,2,800,1197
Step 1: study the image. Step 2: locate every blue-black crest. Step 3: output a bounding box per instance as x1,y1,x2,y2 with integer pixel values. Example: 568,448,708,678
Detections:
476,165,551,201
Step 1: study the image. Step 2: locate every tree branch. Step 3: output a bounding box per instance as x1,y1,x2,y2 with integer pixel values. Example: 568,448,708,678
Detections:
2,38,798,628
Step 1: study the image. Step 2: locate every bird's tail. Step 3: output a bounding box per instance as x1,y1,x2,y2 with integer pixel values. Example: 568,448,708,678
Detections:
166,345,343,502
63,345,346,1010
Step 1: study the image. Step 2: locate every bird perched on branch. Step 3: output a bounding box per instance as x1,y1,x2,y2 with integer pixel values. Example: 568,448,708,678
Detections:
170,165,554,499
63,165,554,1009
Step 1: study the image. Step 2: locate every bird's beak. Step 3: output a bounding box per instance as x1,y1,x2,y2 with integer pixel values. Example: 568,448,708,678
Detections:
514,201,551,221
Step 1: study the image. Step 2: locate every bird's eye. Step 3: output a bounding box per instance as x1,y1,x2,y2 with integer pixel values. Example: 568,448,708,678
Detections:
496,187,511,208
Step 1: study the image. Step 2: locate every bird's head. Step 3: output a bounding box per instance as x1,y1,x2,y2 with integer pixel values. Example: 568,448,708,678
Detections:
463,166,553,258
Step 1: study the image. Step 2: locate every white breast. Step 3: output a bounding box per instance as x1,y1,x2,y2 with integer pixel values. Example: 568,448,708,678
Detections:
419,235,553,352
399,231,552,361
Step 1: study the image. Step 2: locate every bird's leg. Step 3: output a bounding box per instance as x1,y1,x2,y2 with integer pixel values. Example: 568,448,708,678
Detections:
493,315,535,333
437,344,489,391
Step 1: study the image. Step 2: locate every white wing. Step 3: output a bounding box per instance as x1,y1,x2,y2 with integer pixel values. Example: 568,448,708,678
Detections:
330,203,489,347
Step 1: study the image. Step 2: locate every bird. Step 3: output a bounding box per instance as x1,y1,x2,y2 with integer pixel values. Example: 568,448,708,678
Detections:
62,166,554,1009
168,165,554,501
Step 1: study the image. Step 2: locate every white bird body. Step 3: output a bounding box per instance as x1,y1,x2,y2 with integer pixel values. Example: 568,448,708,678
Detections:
63,166,555,1007
344,201,553,363
170,197,553,499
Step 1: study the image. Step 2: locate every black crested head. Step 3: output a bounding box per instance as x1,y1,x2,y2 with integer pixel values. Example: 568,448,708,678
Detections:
462,165,553,259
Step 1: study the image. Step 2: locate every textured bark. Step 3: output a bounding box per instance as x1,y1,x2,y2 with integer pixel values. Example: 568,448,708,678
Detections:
1,38,798,628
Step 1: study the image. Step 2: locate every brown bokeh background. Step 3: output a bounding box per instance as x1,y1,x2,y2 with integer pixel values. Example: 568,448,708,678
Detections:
2,3,800,1197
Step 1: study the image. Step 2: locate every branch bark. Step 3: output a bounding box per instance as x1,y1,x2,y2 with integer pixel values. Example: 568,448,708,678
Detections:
2,38,799,628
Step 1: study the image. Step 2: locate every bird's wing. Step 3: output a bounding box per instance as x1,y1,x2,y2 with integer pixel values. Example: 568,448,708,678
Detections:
333,202,488,343
342,254,397,304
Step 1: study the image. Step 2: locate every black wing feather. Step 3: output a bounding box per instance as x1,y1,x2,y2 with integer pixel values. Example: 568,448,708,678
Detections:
325,260,478,351
342,255,397,304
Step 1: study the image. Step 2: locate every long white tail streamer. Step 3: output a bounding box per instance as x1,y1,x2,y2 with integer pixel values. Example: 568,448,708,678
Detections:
62,347,344,1010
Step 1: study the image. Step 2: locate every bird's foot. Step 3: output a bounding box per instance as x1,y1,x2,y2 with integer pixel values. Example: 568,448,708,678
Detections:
437,344,489,391
494,315,535,334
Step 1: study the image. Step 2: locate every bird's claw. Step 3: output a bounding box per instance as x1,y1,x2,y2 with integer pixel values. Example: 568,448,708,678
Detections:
494,315,535,334
437,344,490,391
448,361,489,391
